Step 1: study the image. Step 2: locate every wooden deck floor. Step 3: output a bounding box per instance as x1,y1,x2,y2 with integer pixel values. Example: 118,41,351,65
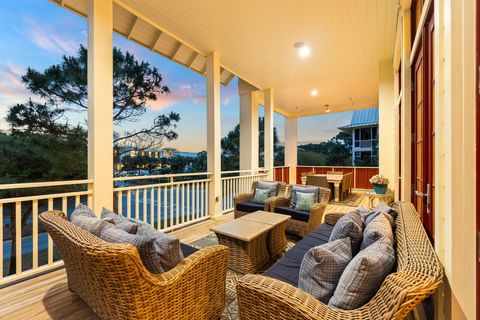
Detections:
0,197,369,320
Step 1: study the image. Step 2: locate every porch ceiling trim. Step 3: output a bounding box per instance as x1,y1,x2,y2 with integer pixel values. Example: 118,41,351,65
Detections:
48,0,237,87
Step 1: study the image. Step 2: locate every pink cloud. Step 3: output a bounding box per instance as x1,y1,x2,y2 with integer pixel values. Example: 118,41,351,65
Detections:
25,18,81,55
148,83,206,110
0,62,30,104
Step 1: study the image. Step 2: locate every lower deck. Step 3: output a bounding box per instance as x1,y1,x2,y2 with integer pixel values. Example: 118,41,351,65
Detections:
0,197,372,320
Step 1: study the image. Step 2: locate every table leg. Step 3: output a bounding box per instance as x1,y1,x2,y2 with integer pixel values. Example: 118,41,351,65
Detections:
334,182,340,202
267,221,288,257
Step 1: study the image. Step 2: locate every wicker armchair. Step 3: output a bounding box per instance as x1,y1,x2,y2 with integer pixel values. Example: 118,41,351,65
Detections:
234,181,288,218
236,202,443,320
39,210,228,320
270,185,330,237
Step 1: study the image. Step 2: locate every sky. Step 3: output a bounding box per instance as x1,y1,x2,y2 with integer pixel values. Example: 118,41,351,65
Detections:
0,0,352,152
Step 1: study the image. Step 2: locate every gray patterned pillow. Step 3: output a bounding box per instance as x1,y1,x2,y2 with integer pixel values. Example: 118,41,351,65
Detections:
101,207,138,234
70,203,96,219
100,226,164,273
256,181,279,197
328,237,395,310
290,185,319,208
329,211,364,255
360,213,394,251
71,215,113,237
136,224,184,272
360,203,397,226
299,238,352,303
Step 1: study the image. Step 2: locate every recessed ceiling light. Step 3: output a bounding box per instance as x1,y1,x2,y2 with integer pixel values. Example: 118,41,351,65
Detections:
294,41,310,58
311,89,318,96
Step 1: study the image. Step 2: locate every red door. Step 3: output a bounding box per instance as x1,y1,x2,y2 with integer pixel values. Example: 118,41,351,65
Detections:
411,9,435,240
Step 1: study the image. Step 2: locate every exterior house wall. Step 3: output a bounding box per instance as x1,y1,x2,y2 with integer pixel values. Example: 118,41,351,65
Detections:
395,0,477,318
378,60,396,196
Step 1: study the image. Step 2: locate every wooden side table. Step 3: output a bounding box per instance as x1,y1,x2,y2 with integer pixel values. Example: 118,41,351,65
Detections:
240,211,290,257
366,192,393,209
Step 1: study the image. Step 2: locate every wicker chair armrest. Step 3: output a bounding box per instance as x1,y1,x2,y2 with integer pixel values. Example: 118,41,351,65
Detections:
153,245,229,285
237,274,337,320
324,212,346,226
234,193,254,207
308,203,327,231
264,196,288,211
267,196,290,211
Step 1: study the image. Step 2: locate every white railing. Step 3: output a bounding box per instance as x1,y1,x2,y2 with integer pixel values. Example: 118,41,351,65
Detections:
113,172,212,233
221,169,269,214
0,180,93,286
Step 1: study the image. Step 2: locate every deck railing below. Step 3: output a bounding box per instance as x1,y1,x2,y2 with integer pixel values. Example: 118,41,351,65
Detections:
113,172,212,233
0,180,93,286
221,169,268,214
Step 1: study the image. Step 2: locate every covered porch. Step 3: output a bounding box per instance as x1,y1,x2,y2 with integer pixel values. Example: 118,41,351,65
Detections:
0,0,476,319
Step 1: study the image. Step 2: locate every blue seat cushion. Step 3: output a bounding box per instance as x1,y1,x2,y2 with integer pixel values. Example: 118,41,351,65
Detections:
264,223,334,287
274,207,310,222
180,243,198,258
236,201,264,213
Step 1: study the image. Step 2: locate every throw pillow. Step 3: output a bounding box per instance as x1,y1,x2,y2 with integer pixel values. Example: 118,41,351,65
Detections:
101,207,138,234
360,213,394,251
290,185,319,208
329,211,364,255
295,191,316,212
71,215,113,237
70,203,96,219
136,224,184,271
361,203,397,226
328,237,395,310
99,226,164,273
256,181,279,197
298,238,352,303
253,188,271,204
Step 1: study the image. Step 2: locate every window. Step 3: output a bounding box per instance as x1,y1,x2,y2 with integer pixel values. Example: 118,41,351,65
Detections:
372,127,378,140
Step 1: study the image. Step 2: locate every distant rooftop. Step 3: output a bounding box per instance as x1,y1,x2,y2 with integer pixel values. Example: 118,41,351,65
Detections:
338,107,378,131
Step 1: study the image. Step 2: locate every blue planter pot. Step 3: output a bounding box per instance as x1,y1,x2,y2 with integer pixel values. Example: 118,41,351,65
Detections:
373,184,388,194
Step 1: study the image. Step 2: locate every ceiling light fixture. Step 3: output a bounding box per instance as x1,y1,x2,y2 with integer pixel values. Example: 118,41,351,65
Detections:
311,89,318,96
324,105,331,113
294,42,310,58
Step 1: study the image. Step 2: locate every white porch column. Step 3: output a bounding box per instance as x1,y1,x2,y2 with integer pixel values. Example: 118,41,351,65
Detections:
239,79,259,172
285,117,297,184
400,9,412,202
206,52,222,218
87,0,113,214
264,88,274,180
378,60,395,196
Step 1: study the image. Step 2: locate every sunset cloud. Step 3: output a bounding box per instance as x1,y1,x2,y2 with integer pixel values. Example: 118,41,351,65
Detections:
25,17,83,55
148,82,206,110
0,62,30,105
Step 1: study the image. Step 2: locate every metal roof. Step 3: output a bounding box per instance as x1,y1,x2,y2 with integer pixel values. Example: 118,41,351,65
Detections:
338,107,378,131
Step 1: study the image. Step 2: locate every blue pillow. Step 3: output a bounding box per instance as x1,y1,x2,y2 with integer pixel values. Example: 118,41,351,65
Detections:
295,191,316,212
253,188,270,204
290,185,319,208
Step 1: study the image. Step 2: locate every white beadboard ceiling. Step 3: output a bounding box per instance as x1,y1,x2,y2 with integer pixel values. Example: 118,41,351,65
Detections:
51,0,399,117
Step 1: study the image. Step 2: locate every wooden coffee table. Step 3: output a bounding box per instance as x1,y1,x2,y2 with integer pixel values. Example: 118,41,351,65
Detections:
210,219,272,274
239,211,290,257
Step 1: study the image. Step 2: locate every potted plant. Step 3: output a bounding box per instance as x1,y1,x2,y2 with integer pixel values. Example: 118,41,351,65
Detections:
369,174,389,194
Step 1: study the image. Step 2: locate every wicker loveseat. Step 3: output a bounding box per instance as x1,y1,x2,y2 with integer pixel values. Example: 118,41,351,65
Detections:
270,185,330,237
40,210,229,320
236,202,443,320
233,181,288,218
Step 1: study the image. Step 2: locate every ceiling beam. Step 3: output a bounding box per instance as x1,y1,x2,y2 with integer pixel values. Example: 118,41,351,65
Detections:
126,16,138,39
224,72,235,85
171,42,182,61
186,52,198,69
150,30,162,51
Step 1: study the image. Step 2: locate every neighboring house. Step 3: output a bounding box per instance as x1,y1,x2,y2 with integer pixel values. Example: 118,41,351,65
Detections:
339,107,378,166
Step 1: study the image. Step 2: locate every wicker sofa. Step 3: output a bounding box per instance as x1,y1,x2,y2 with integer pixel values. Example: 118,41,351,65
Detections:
236,202,443,320
269,185,330,237
39,210,228,320
233,181,288,218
